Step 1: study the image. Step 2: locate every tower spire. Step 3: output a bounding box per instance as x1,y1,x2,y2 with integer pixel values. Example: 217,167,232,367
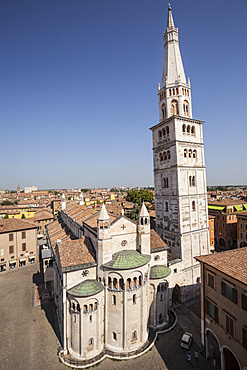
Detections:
158,6,193,120
167,5,175,28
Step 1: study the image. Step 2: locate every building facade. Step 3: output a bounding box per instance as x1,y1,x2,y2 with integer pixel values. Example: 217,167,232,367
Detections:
195,248,247,370
150,6,210,302
0,219,38,272
237,211,247,248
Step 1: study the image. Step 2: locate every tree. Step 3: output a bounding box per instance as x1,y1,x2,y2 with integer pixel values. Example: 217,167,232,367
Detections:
81,189,89,193
1,200,14,206
125,203,150,222
3,214,9,219
126,189,153,204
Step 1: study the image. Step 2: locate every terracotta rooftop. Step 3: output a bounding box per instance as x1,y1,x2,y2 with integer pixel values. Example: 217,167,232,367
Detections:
195,248,247,285
150,229,168,252
208,199,246,206
56,237,96,269
0,218,37,233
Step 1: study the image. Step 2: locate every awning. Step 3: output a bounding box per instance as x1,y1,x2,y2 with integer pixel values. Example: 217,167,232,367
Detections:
29,257,35,260
19,258,26,262
9,261,16,265
234,205,242,211
244,204,247,210
208,205,225,211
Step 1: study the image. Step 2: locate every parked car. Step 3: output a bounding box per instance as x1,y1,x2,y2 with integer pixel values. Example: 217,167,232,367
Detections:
180,332,193,350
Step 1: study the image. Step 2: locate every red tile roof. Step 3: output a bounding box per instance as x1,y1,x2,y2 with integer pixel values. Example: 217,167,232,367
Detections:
195,248,247,285
0,218,37,233
56,238,96,268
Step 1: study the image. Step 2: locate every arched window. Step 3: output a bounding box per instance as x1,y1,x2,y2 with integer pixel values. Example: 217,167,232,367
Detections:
192,176,196,186
159,153,163,162
165,201,168,212
113,278,117,288
182,88,184,95
182,124,186,133
89,315,92,323
166,126,169,135
89,303,93,312
119,278,124,290
83,305,87,313
157,285,160,292
133,294,136,304
164,151,167,161
187,90,189,96
162,104,166,120
167,150,170,159
139,276,142,286
160,294,163,301
187,125,191,133
171,100,178,115
163,178,166,188
108,277,112,287
162,128,166,136
89,338,94,346
173,88,175,95
94,302,98,310
127,278,131,289
113,295,116,305
191,126,195,135
133,277,137,287
176,88,178,95
183,100,189,116
132,331,137,341
192,201,196,211
169,89,171,96
193,150,197,158
159,313,163,323
158,130,162,138
188,149,192,158
113,332,117,341
166,178,169,188
189,176,192,186
77,303,80,312
184,149,187,158
72,302,75,311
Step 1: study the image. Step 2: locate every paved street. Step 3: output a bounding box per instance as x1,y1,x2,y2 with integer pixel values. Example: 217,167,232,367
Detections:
0,264,217,370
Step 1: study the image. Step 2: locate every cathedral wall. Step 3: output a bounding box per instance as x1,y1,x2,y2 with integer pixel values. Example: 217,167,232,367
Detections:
66,266,97,290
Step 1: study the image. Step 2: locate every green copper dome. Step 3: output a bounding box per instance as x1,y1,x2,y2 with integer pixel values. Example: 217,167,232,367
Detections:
150,265,171,279
103,250,151,270
67,279,104,297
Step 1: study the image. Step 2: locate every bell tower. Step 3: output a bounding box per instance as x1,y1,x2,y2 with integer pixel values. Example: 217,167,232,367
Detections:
150,6,210,301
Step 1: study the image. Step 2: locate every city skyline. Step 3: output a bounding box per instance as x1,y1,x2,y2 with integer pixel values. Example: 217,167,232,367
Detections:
1,0,247,189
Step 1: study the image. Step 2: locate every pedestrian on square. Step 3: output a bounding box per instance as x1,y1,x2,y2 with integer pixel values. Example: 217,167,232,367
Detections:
186,353,191,364
195,351,199,364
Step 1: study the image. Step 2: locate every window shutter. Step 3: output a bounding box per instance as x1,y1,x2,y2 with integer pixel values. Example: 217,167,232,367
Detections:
221,282,226,296
242,294,247,311
232,289,238,304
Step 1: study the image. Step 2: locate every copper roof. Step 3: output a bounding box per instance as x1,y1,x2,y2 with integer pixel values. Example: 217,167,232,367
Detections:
195,248,247,285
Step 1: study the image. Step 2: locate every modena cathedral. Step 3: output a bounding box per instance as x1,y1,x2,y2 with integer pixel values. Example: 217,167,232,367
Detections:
46,6,210,364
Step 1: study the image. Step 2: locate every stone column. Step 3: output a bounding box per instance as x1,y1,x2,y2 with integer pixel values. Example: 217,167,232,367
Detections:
123,281,127,349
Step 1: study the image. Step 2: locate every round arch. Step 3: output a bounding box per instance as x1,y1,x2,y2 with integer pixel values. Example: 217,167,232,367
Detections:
221,346,241,370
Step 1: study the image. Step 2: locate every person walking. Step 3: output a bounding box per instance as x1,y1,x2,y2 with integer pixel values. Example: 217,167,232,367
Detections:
186,353,191,364
195,351,199,364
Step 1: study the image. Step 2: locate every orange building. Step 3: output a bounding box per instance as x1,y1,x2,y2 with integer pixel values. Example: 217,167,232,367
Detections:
208,215,215,251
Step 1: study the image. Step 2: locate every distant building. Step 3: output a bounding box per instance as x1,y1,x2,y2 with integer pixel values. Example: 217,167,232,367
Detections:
208,215,215,251
208,199,247,250
236,211,247,248
0,219,38,272
24,186,37,193
195,248,247,370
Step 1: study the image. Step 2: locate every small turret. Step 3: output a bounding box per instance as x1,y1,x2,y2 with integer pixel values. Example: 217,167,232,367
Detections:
138,202,150,255
61,193,66,211
97,203,111,240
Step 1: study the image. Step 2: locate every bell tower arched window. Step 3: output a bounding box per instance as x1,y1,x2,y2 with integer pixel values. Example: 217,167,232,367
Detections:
183,100,189,116
171,100,178,116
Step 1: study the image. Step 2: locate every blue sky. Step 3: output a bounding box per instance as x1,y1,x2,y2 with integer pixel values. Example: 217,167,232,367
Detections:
1,0,246,190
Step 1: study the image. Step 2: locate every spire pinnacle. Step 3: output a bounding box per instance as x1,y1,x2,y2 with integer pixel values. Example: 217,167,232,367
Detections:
167,5,175,29
98,203,110,221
